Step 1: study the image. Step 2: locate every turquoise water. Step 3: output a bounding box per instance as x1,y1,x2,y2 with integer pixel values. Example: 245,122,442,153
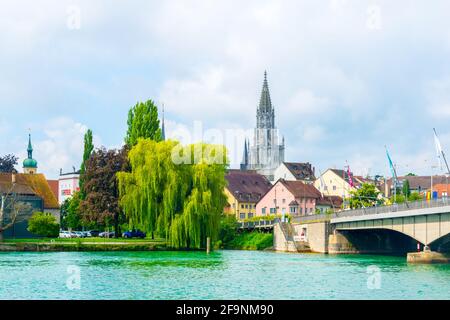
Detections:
1,250,450,300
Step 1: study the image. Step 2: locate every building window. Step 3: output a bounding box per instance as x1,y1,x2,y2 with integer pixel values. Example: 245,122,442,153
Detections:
333,186,337,191
290,206,297,214
248,213,254,219
241,204,244,209
300,208,303,215
262,207,266,214
240,213,245,220
245,204,248,209
270,208,276,214
282,199,286,204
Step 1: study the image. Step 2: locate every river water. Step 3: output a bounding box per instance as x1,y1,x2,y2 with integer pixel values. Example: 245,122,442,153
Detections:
0,250,449,300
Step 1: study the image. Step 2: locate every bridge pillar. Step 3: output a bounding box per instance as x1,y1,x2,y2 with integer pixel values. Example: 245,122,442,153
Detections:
407,251,450,264
328,230,359,254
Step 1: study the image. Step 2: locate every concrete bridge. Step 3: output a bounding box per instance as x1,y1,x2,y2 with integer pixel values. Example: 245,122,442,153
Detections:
279,198,450,262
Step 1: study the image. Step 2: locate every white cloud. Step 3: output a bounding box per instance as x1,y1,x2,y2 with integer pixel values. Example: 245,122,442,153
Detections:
159,66,254,124
285,89,331,117
16,117,101,179
425,77,450,118
2,0,450,178
301,125,327,142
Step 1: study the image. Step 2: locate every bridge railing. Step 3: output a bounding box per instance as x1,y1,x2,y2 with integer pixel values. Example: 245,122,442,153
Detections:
292,213,332,224
238,218,280,229
292,197,450,223
334,197,450,219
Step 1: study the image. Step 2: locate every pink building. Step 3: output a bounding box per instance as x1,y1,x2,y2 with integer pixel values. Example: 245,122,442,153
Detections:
256,179,322,217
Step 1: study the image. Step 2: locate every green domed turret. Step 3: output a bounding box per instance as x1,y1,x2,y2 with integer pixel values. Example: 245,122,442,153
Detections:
23,134,38,174
23,157,38,168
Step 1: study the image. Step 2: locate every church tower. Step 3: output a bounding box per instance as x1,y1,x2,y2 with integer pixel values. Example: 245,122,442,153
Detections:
23,134,38,174
241,72,285,181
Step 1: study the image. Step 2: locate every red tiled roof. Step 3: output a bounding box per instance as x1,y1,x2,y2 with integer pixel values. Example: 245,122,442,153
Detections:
316,195,343,207
0,173,59,209
47,180,59,201
225,170,272,202
283,162,316,181
279,179,322,199
386,176,449,191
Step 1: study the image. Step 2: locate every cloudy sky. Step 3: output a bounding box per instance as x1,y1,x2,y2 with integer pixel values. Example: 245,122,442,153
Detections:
1,0,450,179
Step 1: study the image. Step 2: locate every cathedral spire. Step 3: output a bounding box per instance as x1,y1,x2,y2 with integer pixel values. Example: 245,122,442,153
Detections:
258,70,273,113
240,138,249,170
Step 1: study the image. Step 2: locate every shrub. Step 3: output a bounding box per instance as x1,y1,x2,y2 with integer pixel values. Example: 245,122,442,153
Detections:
408,192,423,202
219,214,238,246
27,212,60,238
227,232,273,250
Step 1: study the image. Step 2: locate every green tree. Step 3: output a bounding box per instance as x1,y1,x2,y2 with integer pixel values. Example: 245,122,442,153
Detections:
79,129,94,199
218,214,238,247
390,193,406,204
66,191,82,230
348,183,384,209
27,212,60,238
59,199,70,230
125,100,162,147
117,139,228,249
79,147,129,236
402,179,411,198
0,154,18,173
408,192,423,202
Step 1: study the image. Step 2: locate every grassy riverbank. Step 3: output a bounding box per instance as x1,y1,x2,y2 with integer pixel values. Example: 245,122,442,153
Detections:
0,238,167,252
224,232,273,250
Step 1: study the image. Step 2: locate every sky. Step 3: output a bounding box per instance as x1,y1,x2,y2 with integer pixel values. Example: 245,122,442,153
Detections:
1,0,450,179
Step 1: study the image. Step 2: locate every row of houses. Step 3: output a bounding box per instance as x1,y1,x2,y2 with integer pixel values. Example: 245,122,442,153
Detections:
224,166,344,221
224,162,450,221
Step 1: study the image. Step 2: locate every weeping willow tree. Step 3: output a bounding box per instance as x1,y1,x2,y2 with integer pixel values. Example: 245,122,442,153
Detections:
117,139,228,249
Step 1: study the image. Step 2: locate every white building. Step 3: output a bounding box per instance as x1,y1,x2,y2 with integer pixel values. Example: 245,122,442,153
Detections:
58,169,80,204
273,162,316,184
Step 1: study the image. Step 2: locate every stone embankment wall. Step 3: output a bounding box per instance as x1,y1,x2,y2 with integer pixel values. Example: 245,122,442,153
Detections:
273,223,298,252
273,221,330,253
293,222,330,253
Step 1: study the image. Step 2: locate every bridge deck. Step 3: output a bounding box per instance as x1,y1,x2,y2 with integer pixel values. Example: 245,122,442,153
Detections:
293,198,450,225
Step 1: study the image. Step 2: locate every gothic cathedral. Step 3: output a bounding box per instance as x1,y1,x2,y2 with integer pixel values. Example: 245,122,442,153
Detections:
241,72,285,181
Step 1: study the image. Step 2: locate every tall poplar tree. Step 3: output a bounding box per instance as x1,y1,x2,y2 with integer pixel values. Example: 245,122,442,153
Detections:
79,129,94,199
125,100,162,147
117,139,228,249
